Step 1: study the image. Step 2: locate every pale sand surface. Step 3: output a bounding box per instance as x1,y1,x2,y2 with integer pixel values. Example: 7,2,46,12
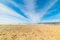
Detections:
0,24,60,40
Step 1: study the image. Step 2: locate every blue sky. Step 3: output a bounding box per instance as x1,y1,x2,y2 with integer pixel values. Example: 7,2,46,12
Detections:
0,0,60,24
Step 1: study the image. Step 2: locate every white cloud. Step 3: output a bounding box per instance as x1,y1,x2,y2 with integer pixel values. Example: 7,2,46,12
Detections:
38,0,57,20
0,3,30,24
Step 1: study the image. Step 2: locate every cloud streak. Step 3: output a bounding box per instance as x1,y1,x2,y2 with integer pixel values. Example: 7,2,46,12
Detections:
38,0,57,19
0,3,31,24
0,0,58,24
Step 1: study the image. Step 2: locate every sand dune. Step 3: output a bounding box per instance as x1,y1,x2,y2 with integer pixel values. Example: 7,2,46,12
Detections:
0,24,60,40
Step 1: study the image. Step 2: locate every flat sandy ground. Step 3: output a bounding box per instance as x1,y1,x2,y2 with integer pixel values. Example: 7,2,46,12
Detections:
0,24,60,40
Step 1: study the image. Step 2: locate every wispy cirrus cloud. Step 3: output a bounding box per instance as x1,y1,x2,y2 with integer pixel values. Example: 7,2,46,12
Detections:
0,3,31,24
0,0,59,24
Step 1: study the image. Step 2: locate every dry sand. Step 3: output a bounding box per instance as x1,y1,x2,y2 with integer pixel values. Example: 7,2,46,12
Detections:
0,24,60,40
